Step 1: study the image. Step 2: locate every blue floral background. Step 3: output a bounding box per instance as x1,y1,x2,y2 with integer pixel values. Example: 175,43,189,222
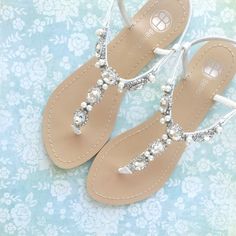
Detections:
0,0,236,235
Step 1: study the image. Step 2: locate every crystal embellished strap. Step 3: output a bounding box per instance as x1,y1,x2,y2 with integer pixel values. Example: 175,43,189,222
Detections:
119,37,236,174
72,0,180,135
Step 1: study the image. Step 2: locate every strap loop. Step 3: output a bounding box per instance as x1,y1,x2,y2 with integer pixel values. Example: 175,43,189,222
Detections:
214,95,236,109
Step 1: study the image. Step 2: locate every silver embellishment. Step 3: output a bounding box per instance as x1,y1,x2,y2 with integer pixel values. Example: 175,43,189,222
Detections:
119,78,236,174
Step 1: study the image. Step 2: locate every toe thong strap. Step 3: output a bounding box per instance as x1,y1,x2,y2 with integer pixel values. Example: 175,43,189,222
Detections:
118,37,236,175
118,95,236,175
72,0,184,135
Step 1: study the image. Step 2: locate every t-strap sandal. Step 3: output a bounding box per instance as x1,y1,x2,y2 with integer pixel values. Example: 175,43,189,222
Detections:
43,0,191,169
87,37,236,205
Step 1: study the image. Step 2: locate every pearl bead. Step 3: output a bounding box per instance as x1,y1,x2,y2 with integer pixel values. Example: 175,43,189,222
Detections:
103,78,110,84
87,105,93,111
148,74,155,83
144,151,150,157
148,155,154,161
186,136,192,144
165,85,172,93
95,62,100,68
161,85,166,91
165,115,171,122
97,79,103,86
102,84,108,90
118,82,124,93
160,118,165,124
81,102,87,108
217,126,223,133
167,139,172,144
96,44,101,50
99,59,105,66
162,134,168,140
96,29,104,37
161,98,167,105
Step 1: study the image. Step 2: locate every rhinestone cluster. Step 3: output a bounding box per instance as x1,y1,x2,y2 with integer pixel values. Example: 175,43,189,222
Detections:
72,25,157,135
118,81,225,174
119,139,167,174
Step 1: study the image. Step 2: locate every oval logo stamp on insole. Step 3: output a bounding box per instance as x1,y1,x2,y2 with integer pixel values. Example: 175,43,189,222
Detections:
150,10,172,33
203,60,223,79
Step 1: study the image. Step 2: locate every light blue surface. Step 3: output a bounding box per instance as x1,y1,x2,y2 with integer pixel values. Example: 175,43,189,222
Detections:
0,0,236,235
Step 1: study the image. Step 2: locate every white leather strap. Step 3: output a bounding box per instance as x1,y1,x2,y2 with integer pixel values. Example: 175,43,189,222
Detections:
118,0,193,54
214,95,236,109
117,0,133,27
181,37,236,78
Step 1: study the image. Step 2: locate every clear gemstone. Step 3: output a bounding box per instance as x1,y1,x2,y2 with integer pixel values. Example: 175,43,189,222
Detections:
73,110,86,126
72,125,81,135
148,155,154,161
133,158,147,171
102,68,117,85
151,141,165,154
87,88,102,104
167,124,183,141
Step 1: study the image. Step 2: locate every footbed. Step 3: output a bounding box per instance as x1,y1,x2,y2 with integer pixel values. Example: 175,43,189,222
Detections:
87,41,236,205
43,0,190,169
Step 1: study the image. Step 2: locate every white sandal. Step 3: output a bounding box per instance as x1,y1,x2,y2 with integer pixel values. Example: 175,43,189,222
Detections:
87,37,236,205
43,0,191,169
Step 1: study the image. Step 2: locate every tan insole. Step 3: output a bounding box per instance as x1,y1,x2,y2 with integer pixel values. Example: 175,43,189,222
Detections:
43,0,190,169
87,41,236,205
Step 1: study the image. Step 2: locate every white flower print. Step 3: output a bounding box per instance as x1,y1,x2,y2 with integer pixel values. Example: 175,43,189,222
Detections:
175,220,189,234
16,168,29,180
51,180,72,201
0,193,13,206
11,203,32,228
221,7,235,23
4,223,16,235
22,145,39,165
33,0,80,22
192,0,216,17
27,58,47,81
126,106,147,124
44,224,59,236
141,87,157,102
44,202,54,215
83,13,98,29
11,62,26,77
197,159,211,172
142,198,162,221
0,57,10,81
212,144,225,156
209,211,229,231
0,167,10,180
70,194,125,235
181,176,202,198
0,5,14,21
60,56,71,70
206,27,225,36
0,110,13,133
32,19,46,32
13,18,25,31
0,208,10,223
210,183,231,205
68,33,90,56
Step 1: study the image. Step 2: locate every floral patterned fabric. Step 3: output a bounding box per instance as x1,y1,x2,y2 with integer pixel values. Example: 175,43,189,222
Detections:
0,0,236,235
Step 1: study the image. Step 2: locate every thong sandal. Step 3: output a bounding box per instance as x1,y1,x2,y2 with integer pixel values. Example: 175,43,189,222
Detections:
43,0,191,169
87,37,236,205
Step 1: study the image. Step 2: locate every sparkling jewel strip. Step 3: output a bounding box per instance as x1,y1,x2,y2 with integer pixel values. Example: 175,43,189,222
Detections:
118,80,236,174
72,24,157,134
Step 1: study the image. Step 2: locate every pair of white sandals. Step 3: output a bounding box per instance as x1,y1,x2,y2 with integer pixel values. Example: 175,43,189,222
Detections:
43,0,236,205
